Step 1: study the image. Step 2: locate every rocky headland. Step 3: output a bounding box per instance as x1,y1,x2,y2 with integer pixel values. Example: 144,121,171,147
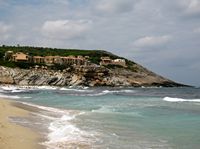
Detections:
0,46,188,87
0,64,185,87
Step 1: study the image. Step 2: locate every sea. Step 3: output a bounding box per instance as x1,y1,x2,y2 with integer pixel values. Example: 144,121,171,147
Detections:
0,85,200,149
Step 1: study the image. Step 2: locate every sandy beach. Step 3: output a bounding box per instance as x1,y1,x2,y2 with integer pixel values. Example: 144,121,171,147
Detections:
0,98,43,149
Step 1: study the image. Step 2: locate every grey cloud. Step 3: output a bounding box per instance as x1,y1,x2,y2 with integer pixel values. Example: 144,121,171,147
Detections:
41,20,92,40
182,0,200,16
0,22,12,42
166,0,200,19
194,27,200,33
133,35,172,48
92,0,136,14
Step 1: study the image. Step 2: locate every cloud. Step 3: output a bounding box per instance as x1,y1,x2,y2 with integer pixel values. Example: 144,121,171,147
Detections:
177,0,200,17
133,35,172,48
41,20,92,40
185,0,200,15
0,22,12,41
194,27,200,33
94,0,136,14
48,0,69,5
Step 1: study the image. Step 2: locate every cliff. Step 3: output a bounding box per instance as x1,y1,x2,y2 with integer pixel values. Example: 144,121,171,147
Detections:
0,46,187,87
0,65,185,87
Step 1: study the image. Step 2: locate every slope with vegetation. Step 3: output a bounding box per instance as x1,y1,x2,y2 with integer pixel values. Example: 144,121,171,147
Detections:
0,45,126,67
0,45,186,87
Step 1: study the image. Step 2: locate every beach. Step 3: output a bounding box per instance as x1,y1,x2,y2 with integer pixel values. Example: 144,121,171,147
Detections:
0,98,43,149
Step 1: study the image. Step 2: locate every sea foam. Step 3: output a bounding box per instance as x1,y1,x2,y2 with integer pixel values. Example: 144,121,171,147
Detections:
20,102,97,149
163,97,200,103
0,93,21,99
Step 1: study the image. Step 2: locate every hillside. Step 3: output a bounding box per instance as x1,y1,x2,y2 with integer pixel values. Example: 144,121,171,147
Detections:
0,45,123,66
0,45,186,87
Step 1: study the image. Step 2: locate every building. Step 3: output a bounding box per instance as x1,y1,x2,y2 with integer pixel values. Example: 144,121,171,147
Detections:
12,52,29,62
44,56,54,64
61,55,88,66
53,56,62,64
4,51,89,66
76,56,87,65
113,59,126,67
100,57,112,65
100,57,126,67
62,56,77,65
33,56,45,64
4,51,14,61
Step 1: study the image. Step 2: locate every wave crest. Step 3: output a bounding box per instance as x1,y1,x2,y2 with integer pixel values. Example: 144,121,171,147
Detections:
163,97,200,103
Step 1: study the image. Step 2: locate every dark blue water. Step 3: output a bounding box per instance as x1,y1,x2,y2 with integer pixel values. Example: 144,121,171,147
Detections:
1,86,200,149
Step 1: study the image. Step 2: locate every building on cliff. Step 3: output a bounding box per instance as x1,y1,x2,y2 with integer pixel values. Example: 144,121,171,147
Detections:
12,52,29,62
100,57,126,67
44,56,61,65
4,51,14,61
44,55,88,66
32,56,45,63
4,51,89,66
61,56,86,66
112,59,126,67
100,57,112,65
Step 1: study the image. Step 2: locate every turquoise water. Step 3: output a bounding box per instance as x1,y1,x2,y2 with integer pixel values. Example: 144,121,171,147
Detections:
1,86,200,148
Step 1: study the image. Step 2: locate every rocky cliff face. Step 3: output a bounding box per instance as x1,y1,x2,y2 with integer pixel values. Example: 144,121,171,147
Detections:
0,66,185,87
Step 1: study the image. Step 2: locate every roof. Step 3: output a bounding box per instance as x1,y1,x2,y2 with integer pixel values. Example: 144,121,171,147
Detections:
33,56,44,58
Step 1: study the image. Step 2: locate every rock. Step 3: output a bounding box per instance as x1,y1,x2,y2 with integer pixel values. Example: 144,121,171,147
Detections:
0,66,186,87
69,75,83,86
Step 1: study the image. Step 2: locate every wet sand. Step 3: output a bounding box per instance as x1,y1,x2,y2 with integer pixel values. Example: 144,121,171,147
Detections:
0,98,43,149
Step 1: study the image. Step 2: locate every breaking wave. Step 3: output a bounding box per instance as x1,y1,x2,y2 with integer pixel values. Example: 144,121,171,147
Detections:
163,97,200,103
20,102,98,149
0,93,21,99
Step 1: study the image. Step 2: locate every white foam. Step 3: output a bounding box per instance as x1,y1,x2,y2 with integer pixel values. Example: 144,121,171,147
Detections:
163,97,200,103
21,102,72,114
0,93,21,99
22,104,97,148
88,92,108,96
67,91,108,97
122,89,136,93
11,89,28,93
17,102,94,148
44,118,97,149
0,85,59,91
73,89,134,97
92,106,113,113
23,96,32,99
83,86,89,89
0,85,36,93
60,88,72,91
1,86,18,91
102,89,136,94
70,89,136,97
36,86,58,90
47,115,81,143
59,87,93,92
141,86,162,88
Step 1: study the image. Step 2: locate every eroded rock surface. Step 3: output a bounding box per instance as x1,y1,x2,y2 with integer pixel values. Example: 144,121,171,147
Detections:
0,66,185,87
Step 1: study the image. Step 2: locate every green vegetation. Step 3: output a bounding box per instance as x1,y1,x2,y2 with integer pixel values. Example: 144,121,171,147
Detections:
50,63,73,71
0,60,36,69
105,64,124,69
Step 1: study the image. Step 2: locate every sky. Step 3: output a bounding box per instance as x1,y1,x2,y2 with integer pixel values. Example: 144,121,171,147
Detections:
0,0,200,86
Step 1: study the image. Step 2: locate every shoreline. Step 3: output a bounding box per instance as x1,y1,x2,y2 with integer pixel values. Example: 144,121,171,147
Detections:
0,98,44,149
